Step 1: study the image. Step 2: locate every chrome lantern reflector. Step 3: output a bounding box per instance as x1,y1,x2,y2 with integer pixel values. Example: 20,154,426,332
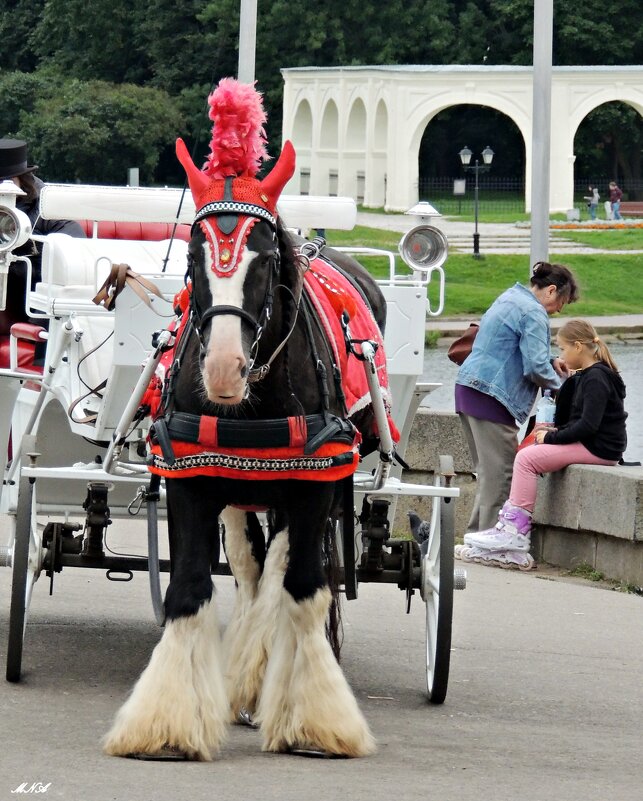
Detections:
0,205,31,252
0,180,33,310
398,224,448,273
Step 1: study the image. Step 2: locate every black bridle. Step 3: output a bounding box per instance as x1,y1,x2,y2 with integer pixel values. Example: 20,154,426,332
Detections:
187,201,282,379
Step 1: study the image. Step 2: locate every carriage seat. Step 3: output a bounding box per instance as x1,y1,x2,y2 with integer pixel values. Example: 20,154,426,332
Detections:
0,323,47,374
36,232,188,292
0,227,190,374
76,220,192,241
26,234,188,437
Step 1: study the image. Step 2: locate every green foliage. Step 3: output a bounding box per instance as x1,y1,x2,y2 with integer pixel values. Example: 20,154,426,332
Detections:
0,70,55,135
1,0,641,185
7,77,185,184
0,0,44,71
30,0,149,83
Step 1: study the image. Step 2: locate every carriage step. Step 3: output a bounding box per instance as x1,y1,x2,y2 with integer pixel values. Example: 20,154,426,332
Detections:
0,544,11,567
454,568,467,590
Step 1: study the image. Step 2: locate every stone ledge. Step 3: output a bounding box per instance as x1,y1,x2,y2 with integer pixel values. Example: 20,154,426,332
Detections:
401,411,643,584
533,464,643,541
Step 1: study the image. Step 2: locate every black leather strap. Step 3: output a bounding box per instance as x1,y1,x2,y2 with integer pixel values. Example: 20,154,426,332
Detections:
150,411,356,450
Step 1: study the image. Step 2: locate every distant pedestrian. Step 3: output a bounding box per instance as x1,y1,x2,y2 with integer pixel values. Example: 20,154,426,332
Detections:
456,319,627,570
583,185,600,221
609,181,623,220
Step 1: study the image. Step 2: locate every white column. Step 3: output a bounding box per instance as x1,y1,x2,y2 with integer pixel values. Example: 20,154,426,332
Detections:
529,0,554,271
237,0,257,84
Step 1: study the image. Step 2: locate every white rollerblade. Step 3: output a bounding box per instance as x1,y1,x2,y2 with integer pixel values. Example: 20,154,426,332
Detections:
455,543,536,571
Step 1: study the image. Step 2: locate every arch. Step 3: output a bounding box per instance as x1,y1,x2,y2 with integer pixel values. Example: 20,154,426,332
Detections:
408,99,530,160
573,99,643,200
292,99,313,148
374,100,388,150
346,98,367,149
320,99,339,150
281,65,643,211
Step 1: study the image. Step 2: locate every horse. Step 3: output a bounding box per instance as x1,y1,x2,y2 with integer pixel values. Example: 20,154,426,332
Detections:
103,137,390,760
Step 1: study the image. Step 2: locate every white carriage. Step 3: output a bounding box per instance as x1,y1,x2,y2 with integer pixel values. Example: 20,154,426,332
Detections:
0,184,463,702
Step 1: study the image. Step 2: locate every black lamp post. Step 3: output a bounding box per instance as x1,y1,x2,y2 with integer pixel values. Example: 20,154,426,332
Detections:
459,145,494,258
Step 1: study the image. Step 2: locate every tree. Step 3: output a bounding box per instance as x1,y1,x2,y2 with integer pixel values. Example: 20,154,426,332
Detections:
12,78,185,184
30,0,150,83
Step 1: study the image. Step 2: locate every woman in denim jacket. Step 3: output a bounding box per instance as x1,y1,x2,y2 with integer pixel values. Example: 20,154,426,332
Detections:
455,262,579,543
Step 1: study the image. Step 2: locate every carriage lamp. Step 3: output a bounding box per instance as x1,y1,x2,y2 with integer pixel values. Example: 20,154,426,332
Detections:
398,225,448,272
400,202,448,274
458,145,494,259
0,180,33,311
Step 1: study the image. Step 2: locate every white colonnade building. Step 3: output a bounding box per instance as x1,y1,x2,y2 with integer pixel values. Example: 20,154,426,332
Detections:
281,65,643,213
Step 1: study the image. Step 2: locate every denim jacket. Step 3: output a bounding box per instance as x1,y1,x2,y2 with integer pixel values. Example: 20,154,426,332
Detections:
456,283,561,423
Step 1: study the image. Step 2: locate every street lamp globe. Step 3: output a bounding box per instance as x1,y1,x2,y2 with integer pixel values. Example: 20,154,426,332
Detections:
458,146,473,166
482,146,495,165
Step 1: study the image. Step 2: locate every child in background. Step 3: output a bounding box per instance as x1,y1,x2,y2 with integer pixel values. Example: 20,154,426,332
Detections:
456,320,628,570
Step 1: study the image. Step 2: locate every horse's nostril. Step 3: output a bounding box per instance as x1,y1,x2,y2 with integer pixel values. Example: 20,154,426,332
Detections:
240,364,248,378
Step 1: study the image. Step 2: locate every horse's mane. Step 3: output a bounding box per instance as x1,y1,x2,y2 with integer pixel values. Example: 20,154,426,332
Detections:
275,218,304,340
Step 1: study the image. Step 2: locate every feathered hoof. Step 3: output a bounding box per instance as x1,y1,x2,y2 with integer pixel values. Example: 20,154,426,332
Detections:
262,722,376,759
103,730,216,762
124,746,192,761
286,745,350,759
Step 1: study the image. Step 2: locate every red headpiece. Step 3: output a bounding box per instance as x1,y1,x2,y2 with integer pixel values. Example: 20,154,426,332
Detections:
176,78,296,276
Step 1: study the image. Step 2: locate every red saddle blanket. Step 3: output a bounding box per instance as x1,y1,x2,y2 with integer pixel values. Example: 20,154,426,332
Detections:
303,256,394,423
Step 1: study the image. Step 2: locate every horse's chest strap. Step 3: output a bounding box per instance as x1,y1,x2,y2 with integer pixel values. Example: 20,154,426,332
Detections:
150,411,356,454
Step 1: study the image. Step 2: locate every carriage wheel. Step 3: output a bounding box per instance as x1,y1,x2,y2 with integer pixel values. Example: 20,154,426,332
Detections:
421,458,455,704
6,475,37,683
339,475,357,600
337,516,357,601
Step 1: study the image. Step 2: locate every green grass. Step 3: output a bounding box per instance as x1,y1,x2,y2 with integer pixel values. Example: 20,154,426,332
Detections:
323,226,643,316
551,229,643,250
326,226,643,317
439,254,643,316
567,564,642,594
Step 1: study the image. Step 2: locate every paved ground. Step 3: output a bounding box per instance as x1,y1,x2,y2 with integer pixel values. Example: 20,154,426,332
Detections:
1,518,642,801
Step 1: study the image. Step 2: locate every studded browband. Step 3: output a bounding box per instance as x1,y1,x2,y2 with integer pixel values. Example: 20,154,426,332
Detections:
194,200,276,227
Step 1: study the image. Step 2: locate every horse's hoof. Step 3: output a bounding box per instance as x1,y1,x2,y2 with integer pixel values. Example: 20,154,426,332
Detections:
125,746,191,761
287,745,348,759
237,708,259,729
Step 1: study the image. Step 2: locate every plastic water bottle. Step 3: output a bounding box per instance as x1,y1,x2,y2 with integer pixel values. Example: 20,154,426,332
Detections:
535,390,556,426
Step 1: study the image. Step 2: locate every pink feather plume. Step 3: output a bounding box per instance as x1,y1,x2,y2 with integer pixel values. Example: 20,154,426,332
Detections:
203,78,268,179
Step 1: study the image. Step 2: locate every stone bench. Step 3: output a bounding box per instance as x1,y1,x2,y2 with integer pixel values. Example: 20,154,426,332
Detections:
398,409,643,585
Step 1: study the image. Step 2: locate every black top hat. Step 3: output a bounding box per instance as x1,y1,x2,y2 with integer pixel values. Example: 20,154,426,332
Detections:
0,138,38,180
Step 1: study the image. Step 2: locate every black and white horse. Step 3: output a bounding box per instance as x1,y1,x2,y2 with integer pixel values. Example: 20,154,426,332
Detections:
103,140,386,760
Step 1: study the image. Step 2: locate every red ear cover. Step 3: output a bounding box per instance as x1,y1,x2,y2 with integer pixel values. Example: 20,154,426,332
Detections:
176,137,210,206
260,140,296,209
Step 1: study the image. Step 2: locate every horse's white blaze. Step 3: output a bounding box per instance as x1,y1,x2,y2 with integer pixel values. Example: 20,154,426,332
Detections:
223,526,289,718
103,599,228,760
257,587,376,757
202,243,257,404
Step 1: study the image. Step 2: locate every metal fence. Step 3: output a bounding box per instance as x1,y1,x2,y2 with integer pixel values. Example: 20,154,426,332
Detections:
418,176,643,215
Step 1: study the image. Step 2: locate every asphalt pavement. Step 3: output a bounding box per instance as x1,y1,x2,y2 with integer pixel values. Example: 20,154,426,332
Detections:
1,518,641,801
